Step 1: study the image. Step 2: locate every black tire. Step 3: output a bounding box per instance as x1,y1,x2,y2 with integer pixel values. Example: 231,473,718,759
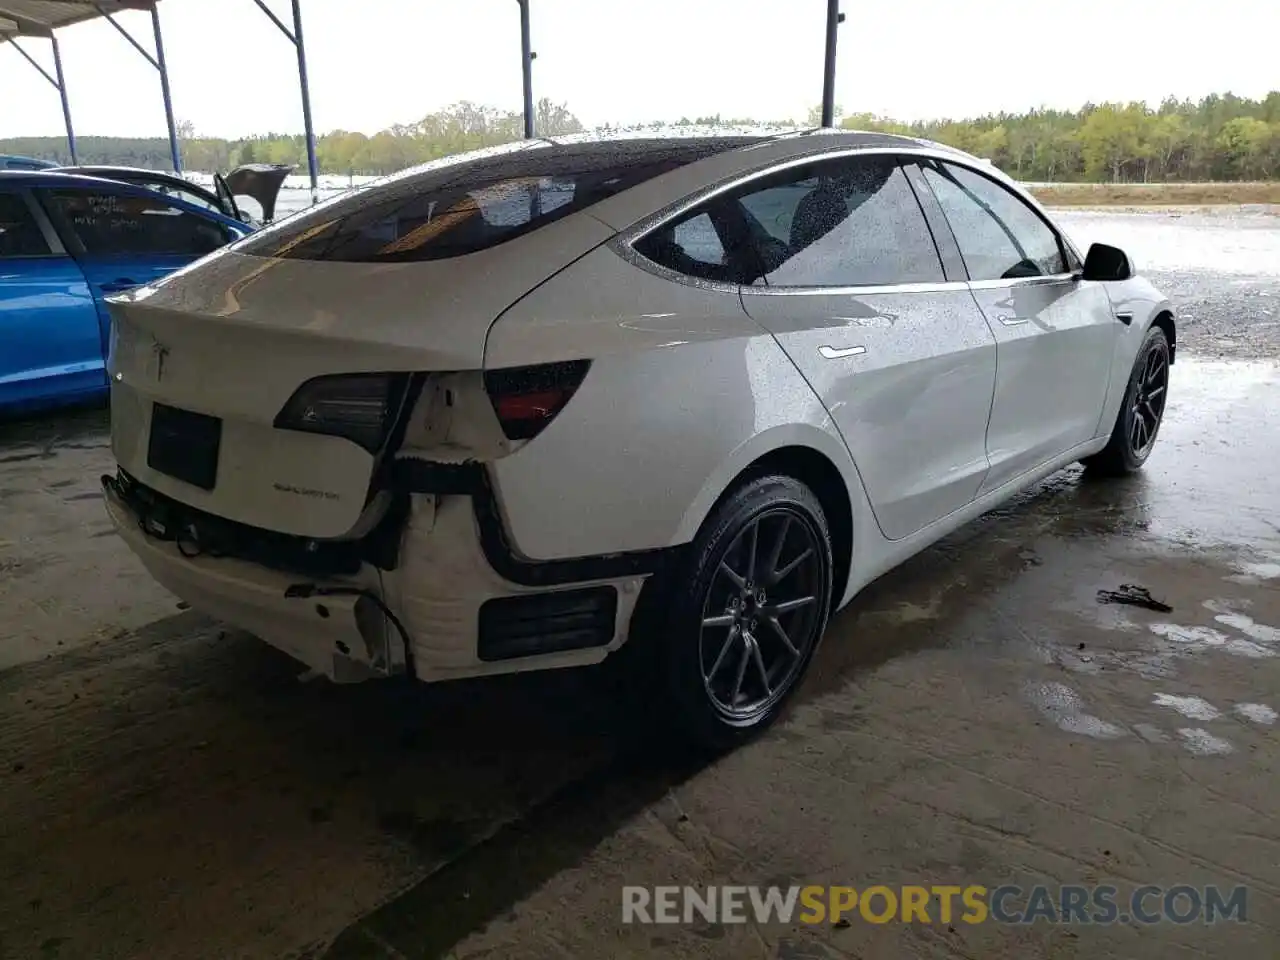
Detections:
1083,326,1171,477
649,474,833,751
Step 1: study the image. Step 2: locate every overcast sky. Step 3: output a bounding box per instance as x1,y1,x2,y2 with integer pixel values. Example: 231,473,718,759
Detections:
2,0,1277,139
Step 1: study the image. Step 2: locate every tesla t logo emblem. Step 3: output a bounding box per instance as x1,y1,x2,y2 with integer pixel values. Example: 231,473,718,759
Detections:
150,340,169,382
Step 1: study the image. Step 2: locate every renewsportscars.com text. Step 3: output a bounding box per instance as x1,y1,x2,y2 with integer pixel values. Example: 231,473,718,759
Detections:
622,884,1248,926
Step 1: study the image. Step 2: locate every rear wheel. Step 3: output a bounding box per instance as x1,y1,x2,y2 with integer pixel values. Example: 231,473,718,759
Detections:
654,475,833,751
1083,326,1170,476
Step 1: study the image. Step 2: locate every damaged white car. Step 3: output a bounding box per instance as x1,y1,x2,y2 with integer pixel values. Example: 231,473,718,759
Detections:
102,131,1173,747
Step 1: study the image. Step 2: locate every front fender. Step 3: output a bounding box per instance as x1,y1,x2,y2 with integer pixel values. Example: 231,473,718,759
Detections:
1094,277,1175,436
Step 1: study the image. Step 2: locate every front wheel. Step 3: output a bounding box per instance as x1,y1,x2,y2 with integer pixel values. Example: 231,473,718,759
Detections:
656,475,833,751
1083,326,1171,476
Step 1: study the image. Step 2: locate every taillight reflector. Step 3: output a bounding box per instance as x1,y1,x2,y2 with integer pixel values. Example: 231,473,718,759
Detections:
484,360,590,441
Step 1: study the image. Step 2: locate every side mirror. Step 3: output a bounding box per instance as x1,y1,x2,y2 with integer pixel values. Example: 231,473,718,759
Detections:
1082,243,1134,282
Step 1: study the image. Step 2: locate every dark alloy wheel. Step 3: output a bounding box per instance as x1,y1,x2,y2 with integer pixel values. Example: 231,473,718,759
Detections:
699,508,825,720
1084,326,1171,476
656,474,833,750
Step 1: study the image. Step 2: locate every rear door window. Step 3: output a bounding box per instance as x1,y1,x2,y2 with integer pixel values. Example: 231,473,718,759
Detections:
237,137,765,262
921,161,1067,280
42,189,232,257
138,179,224,215
0,193,51,257
635,155,946,288
741,156,945,287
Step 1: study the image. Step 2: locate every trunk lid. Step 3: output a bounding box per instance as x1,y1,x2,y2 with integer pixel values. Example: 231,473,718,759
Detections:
222,162,294,223
107,213,613,539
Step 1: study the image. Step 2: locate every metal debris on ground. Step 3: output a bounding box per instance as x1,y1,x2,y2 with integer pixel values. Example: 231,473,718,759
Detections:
1096,584,1174,613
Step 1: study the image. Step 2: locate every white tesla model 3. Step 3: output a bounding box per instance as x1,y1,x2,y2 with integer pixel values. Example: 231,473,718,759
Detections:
102,130,1174,747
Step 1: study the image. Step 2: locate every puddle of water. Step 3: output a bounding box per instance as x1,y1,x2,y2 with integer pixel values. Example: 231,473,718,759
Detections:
1214,612,1280,645
1025,681,1126,740
1203,598,1252,613
1233,559,1280,581
1148,622,1275,659
1127,360,1280,551
1177,728,1235,756
1153,693,1221,721
1233,703,1278,725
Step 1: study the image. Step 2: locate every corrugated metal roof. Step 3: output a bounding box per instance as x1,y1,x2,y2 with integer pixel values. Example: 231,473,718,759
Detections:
0,1,154,37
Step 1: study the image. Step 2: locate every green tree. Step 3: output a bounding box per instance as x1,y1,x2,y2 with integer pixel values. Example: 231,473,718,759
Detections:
1147,114,1189,179
1078,104,1143,181
1217,117,1275,179
5,91,1279,181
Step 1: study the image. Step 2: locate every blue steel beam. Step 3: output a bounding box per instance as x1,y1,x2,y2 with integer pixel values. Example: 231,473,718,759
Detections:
518,0,534,138
93,3,182,171
248,0,318,205
820,0,843,127
51,35,78,164
151,3,181,172
291,0,319,203
7,35,78,162
6,36,57,85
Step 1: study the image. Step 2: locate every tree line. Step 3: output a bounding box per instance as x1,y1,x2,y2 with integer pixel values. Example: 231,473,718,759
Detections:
4,92,1278,182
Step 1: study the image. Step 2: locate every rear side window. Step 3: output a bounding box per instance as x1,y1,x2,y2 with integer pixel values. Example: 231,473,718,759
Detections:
0,193,51,257
139,179,223,215
635,155,945,288
42,189,231,257
742,157,944,287
921,161,1066,280
633,210,744,283
240,137,763,262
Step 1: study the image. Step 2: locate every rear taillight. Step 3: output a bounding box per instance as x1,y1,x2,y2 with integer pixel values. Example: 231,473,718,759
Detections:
484,360,590,441
275,373,407,452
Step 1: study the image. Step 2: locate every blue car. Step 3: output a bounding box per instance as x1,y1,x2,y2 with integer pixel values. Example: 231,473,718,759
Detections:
0,155,58,171
0,170,252,414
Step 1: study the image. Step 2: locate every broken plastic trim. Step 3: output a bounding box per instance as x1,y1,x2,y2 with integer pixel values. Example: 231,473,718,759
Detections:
283,582,416,676
104,470,387,577
389,458,681,588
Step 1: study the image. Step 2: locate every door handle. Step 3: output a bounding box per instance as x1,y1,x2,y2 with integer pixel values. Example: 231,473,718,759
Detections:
819,345,867,360
99,279,138,293
995,315,1030,326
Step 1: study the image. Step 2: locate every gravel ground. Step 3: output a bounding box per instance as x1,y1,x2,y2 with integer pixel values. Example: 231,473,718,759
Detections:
1056,208,1280,360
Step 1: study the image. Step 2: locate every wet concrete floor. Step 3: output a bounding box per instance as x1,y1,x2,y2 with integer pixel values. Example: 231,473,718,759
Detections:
1,212,1279,959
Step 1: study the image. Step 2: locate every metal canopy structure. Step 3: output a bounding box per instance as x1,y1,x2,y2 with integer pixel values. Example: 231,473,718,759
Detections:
2,0,845,202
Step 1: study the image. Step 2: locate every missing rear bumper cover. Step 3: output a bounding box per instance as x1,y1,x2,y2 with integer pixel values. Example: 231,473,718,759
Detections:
391,457,681,587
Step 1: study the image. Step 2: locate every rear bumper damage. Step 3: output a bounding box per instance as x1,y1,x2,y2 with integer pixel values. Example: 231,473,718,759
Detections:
102,468,654,683
103,471,401,682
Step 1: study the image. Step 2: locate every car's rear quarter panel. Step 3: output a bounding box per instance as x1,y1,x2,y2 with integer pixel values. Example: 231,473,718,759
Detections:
106,214,615,540
485,243,867,563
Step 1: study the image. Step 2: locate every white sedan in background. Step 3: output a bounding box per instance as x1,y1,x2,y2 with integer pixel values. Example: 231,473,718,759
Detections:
102,130,1173,748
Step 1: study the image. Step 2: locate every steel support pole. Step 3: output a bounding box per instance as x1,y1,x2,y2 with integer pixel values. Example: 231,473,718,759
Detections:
50,35,78,164
291,0,319,204
151,3,181,172
518,0,534,138
8,36,79,164
820,0,841,127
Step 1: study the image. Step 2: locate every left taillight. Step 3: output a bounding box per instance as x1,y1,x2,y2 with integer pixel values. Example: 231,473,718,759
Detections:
484,359,590,441
274,373,408,452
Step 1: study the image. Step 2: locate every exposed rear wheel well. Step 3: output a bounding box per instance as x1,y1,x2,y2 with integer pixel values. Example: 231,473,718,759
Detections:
1152,310,1176,363
725,446,853,613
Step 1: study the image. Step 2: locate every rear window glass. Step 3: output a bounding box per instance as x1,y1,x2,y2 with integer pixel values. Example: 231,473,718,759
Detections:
43,189,231,257
237,138,762,262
